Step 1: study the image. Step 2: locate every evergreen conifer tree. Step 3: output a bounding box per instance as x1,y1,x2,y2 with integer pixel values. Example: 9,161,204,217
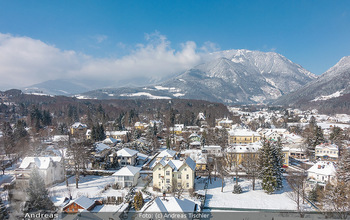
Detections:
272,140,284,189
25,168,54,212
259,140,278,194
337,150,350,183
133,191,144,211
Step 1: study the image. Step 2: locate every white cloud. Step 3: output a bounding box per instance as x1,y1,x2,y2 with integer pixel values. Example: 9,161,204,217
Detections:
0,32,214,90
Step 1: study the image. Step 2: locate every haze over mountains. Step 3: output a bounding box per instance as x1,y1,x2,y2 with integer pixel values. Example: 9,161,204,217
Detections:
22,49,350,108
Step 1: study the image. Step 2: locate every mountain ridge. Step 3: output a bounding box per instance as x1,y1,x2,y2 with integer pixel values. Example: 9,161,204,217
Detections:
80,49,316,104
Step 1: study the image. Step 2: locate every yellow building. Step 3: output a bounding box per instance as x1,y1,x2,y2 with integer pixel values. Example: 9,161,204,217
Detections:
228,129,261,145
282,147,289,167
134,122,148,130
70,122,88,135
153,157,196,193
225,143,262,165
216,118,233,129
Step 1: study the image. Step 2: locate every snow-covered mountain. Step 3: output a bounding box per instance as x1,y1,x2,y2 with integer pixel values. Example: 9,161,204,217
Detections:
81,49,316,104
23,75,171,96
275,56,350,106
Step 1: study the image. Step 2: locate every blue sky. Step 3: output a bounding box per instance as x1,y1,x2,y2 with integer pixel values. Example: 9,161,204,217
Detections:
0,0,349,89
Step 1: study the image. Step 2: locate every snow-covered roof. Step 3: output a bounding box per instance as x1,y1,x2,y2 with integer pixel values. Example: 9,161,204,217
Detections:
202,145,221,150
137,152,149,161
117,148,138,157
185,157,196,171
315,143,338,151
156,157,196,171
64,196,95,210
71,122,87,129
308,161,336,176
102,137,118,144
144,197,196,213
189,133,201,138
112,165,141,176
228,129,260,137
52,135,69,142
190,141,201,146
157,149,177,158
19,157,62,169
105,131,128,136
95,143,111,152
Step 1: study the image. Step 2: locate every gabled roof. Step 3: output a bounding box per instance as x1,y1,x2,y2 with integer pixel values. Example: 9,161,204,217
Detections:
64,196,95,210
145,197,196,213
95,143,111,152
102,137,118,144
157,149,177,158
117,148,138,157
315,143,338,151
112,165,141,176
184,157,196,171
105,131,128,136
308,161,336,176
19,157,62,169
154,157,196,171
228,129,260,137
71,122,87,129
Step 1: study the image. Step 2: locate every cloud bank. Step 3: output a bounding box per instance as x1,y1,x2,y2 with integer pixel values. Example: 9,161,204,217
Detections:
0,32,215,90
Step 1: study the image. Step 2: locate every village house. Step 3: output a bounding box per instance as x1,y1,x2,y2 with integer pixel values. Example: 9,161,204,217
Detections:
116,148,138,166
216,118,234,129
70,122,88,135
105,130,129,141
134,122,148,130
16,156,64,187
112,165,141,188
315,143,339,161
189,133,201,143
228,128,261,145
153,157,196,193
181,149,207,171
62,196,96,214
307,161,336,188
202,145,222,155
143,197,198,214
156,149,178,161
226,143,262,165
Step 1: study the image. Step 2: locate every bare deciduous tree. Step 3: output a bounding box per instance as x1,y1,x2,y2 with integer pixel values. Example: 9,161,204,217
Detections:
287,171,307,216
241,150,259,190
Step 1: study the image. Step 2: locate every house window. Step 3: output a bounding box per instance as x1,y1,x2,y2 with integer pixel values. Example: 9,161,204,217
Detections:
166,179,170,184
186,174,189,179
184,168,187,171
159,174,161,178
186,183,189,188
158,168,161,170
159,182,161,186
178,174,181,179
166,171,170,176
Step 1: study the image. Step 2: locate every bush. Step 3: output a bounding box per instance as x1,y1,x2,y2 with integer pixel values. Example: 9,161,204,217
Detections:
232,184,242,194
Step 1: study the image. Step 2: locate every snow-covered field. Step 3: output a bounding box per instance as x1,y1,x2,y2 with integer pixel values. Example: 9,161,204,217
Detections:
205,177,301,210
49,175,115,203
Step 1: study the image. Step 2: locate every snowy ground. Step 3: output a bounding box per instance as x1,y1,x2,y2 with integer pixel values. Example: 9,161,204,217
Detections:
204,177,309,211
49,175,115,206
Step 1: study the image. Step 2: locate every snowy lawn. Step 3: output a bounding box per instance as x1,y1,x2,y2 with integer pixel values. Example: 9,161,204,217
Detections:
205,177,304,210
49,175,115,203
